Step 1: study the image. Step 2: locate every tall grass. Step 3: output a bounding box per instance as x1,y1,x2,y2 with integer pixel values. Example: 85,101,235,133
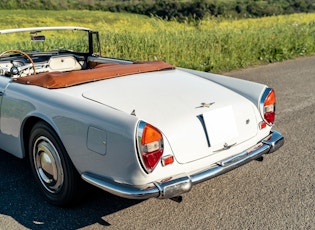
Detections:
0,10,314,72
100,14,315,72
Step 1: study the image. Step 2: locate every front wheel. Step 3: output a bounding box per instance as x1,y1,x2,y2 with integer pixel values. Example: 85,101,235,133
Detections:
29,121,83,206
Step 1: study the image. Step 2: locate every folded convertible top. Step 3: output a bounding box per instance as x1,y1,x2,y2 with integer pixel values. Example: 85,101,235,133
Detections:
14,61,175,89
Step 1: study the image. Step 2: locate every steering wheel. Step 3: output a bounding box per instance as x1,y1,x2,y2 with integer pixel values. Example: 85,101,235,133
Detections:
0,49,36,77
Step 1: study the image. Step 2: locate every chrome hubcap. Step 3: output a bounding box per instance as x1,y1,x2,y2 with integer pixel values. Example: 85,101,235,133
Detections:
33,136,64,193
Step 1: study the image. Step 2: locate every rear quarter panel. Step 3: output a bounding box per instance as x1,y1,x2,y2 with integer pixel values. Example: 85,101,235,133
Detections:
0,81,145,184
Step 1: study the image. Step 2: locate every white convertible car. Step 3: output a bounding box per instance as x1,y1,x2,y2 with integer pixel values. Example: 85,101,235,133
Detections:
0,27,284,206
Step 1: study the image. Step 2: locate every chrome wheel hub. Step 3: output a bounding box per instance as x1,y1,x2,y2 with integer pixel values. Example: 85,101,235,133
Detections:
33,136,64,193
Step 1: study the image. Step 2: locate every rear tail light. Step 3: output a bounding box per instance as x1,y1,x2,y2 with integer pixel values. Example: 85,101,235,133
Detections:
137,121,164,173
260,88,276,125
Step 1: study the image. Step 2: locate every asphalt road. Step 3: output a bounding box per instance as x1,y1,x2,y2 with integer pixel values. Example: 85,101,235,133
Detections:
1,56,314,230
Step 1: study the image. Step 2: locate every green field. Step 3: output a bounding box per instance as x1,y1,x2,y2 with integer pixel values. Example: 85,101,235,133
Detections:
1,10,315,72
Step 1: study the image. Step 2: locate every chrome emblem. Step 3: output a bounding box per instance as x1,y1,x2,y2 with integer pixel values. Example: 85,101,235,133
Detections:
223,142,236,150
197,102,215,108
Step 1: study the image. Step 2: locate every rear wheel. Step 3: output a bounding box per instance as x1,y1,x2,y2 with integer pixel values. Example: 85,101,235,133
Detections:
29,121,83,206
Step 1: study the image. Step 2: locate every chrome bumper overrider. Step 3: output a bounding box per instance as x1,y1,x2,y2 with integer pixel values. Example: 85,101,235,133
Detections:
82,130,284,200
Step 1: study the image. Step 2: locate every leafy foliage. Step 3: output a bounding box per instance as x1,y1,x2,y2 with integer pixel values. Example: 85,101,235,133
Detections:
1,0,314,21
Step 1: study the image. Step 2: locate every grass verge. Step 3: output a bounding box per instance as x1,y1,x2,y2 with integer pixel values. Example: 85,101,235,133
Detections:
0,10,314,72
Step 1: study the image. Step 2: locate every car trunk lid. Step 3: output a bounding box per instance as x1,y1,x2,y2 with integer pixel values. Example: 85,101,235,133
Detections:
82,69,258,163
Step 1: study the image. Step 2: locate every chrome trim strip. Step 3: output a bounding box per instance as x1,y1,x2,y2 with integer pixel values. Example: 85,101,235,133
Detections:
0,26,93,34
259,87,275,125
263,130,284,153
82,173,160,200
191,144,270,185
259,87,272,117
82,130,284,200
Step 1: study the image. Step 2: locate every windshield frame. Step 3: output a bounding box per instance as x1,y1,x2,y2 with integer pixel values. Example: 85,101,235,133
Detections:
0,26,100,56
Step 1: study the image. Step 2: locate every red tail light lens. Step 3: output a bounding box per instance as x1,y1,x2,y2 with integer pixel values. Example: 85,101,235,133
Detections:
260,88,276,125
137,121,164,173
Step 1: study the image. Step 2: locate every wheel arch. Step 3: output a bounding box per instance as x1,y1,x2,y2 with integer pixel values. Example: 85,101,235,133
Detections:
25,116,86,206
21,116,59,159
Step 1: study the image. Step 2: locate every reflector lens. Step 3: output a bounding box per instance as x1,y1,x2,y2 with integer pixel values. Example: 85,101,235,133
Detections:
142,149,163,169
259,121,267,129
162,155,174,166
264,111,275,124
264,89,276,106
141,124,163,145
145,141,160,152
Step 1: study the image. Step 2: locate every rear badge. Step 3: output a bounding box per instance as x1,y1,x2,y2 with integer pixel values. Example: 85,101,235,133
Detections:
197,102,215,108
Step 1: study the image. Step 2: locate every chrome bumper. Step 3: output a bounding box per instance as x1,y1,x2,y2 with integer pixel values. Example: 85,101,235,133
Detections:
82,130,284,200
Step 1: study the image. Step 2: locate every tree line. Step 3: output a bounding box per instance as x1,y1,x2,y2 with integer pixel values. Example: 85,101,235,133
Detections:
1,0,314,21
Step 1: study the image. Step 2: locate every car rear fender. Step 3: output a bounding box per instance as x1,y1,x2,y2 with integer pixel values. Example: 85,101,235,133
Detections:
179,68,267,109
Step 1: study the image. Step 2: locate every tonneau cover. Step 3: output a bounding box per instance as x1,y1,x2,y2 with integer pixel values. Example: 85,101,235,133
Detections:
14,61,174,89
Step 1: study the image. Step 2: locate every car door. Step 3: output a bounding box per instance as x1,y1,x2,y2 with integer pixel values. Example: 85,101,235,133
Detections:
0,76,11,127
0,77,17,155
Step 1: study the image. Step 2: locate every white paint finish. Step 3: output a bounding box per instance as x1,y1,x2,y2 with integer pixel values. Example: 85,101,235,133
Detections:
87,126,107,155
180,68,267,108
0,26,279,193
0,66,270,185
82,69,258,163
